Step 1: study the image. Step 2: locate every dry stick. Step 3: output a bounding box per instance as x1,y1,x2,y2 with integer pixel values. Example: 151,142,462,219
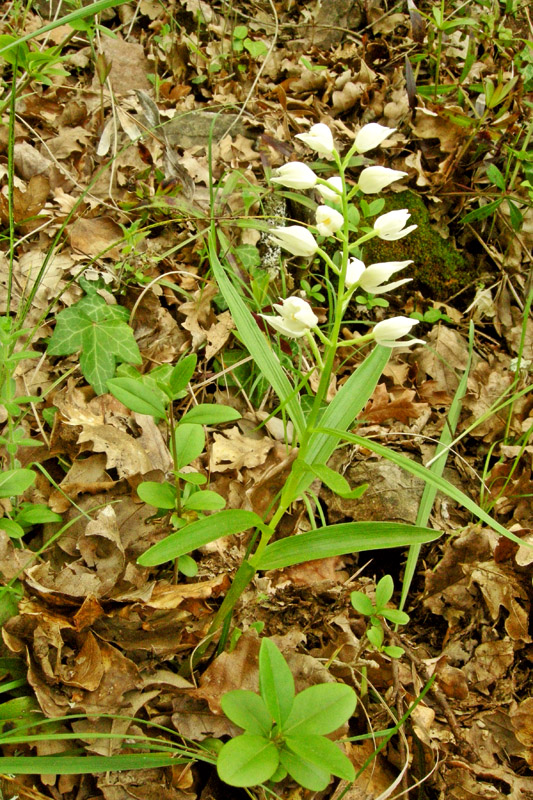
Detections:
388,628,475,760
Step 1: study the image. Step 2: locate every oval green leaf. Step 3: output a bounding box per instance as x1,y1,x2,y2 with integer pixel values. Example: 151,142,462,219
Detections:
259,639,294,727
107,377,167,419
221,690,272,735
217,734,279,787
181,404,241,425
137,481,176,510
0,469,35,498
284,734,355,782
173,423,205,469
183,490,226,511
284,683,356,736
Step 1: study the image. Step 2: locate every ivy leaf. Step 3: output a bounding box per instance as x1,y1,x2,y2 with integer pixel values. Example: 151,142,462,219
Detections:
47,294,141,395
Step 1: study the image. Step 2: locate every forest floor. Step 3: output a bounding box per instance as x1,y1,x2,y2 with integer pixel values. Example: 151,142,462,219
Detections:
0,0,533,799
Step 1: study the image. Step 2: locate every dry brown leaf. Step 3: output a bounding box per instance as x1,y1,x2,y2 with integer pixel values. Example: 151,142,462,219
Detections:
210,426,274,473
415,325,470,392
69,216,123,259
361,382,429,424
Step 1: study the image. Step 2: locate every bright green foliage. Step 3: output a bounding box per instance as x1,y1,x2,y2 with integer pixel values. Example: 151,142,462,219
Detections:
217,639,356,791
351,575,410,659
47,293,141,395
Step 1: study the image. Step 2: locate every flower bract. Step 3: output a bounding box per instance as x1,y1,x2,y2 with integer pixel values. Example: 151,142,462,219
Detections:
373,316,424,347
260,296,318,338
315,205,344,237
271,162,317,190
269,225,318,257
354,123,396,154
295,123,335,156
358,166,407,194
373,209,417,241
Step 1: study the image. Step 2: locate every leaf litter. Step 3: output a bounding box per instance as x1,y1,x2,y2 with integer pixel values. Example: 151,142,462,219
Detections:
0,0,532,798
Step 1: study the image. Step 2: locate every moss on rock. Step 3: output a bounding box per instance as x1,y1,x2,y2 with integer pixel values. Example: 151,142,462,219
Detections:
362,191,473,300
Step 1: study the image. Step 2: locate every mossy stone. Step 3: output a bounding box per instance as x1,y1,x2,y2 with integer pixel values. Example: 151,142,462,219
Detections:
362,191,472,300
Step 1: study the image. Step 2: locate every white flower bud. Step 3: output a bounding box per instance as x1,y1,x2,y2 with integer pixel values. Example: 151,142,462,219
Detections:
316,176,343,203
373,316,424,347
373,209,417,241
271,162,318,190
295,123,335,156
358,166,407,194
315,205,344,237
345,257,366,288
358,260,413,294
354,123,397,154
260,296,318,338
269,225,318,257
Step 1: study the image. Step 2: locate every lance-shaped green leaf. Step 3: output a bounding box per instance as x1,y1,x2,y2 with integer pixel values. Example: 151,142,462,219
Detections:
255,522,440,571
107,377,167,419
137,509,266,566
47,294,141,395
259,638,294,727
319,428,526,548
208,226,306,439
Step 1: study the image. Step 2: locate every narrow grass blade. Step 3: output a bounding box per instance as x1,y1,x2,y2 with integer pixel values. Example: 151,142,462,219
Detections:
400,322,474,610
0,754,181,774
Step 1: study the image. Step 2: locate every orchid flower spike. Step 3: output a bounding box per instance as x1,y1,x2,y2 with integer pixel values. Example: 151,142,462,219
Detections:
271,162,317,190
354,123,397,153
373,209,417,241
315,205,344,237
260,296,318,338
373,316,424,347
358,166,407,194
269,225,318,257
295,123,335,156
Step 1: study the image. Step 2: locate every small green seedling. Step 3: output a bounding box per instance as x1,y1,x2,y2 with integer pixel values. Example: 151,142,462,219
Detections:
350,575,410,659
217,638,356,791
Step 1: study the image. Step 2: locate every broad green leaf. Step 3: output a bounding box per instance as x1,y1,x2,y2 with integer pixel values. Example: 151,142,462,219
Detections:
350,592,374,616
461,199,502,225
381,608,410,625
178,554,198,577
14,506,62,525
0,469,35,498
259,639,294,727
217,734,279,787
486,163,506,191
256,522,440,571
169,354,197,397
284,684,356,736
173,424,205,469
137,509,264,566
221,690,272,735
320,428,525,548
137,481,176,510
107,378,167,419
375,575,394,608
208,227,306,439
48,295,141,395
0,696,36,720
367,626,383,649
0,520,25,538
279,746,330,792
0,754,180,774
183,491,226,511
181,405,242,425
284,734,355,782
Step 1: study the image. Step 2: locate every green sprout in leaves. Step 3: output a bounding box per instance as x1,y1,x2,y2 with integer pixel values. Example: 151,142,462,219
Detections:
216,638,356,791
47,289,141,395
350,575,410,659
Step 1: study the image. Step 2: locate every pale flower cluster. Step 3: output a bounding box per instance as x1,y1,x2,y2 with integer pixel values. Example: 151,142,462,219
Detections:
262,122,423,349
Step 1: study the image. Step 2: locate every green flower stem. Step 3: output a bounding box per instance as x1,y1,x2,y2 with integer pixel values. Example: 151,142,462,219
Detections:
316,247,339,273
305,331,325,369
349,230,377,251
337,332,374,349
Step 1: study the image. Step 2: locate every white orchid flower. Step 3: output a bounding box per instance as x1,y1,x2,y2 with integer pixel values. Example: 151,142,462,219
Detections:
373,316,424,347
269,225,318,257
315,205,344,237
354,123,397,153
316,176,343,203
260,296,318,338
373,209,417,241
345,257,366,288
358,166,407,194
271,162,317,190
357,260,413,294
295,123,335,156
